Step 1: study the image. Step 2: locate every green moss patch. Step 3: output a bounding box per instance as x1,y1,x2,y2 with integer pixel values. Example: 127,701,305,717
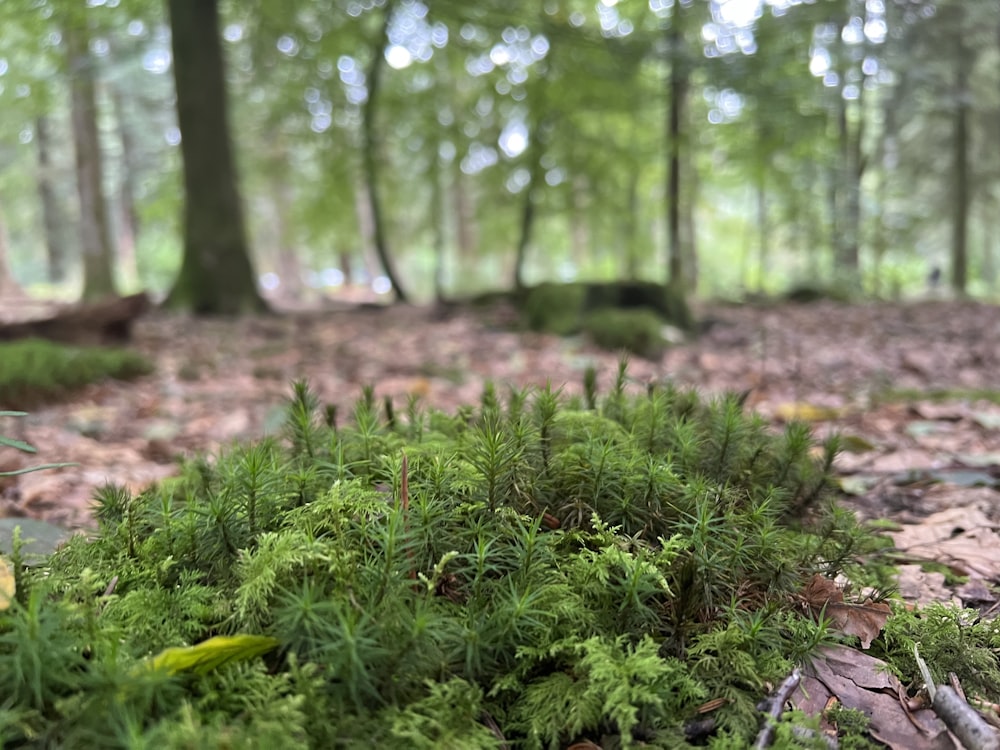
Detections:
4,367,900,747
520,281,692,349
582,308,669,359
0,338,153,407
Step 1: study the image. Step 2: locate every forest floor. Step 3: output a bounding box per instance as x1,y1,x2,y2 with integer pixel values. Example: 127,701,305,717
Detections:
4,296,1000,611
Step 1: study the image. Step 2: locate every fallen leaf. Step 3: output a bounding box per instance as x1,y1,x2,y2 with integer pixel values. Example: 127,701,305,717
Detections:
774,403,843,422
794,645,957,750
801,575,890,649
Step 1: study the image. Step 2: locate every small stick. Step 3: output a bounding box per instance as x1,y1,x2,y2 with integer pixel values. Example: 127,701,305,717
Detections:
754,667,803,749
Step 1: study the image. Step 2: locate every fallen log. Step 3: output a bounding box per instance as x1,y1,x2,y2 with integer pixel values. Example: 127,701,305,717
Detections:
0,292,152,345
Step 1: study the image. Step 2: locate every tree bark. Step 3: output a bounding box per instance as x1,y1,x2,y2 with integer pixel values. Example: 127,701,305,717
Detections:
35,116,68,285
665,10,688,292
513,115,547,292
164,0,266,314
66,25,117,301
429,135,447,303
108,82,141,289
361,3,409,303
951,21,970,296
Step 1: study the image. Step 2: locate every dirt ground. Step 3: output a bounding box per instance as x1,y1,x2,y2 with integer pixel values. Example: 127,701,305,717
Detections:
4,297,1000,609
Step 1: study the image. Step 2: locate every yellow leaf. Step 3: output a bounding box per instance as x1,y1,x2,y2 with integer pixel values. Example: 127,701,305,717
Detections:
144,634,280,676
839,434,876,454
0,557,14,610
774,402,842,422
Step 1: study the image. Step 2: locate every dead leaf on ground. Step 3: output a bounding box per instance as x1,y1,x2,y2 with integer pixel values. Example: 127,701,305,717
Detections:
895,566,960,609
801,575,890,649
889,507,1000,580
794,645,959,750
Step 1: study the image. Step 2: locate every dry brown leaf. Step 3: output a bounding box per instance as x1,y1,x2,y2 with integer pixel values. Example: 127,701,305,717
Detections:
794,645,959,750
801,575,890,649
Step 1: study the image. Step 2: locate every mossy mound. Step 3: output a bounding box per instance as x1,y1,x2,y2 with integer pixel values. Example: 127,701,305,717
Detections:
783,283,855,304
582,308,669,360
520,281,692,353
0,365,906,748
0,338,153,407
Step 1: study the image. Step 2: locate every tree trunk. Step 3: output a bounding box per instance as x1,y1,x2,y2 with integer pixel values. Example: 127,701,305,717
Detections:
623,167,640,278
429,136,447,303
361,3,408,303
756,176,768,292
513,118,546,292
452,166,477,269
108,83,141,289
681,144,699,290
951,24,970,296
67,25,117,301
35,116,68,285
164,0,266,314
665,11,688,292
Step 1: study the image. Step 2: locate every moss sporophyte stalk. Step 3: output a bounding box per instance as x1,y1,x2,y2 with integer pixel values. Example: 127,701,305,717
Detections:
1,364,908,747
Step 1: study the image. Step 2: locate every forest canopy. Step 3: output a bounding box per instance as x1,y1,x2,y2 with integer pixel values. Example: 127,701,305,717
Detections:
0,0,996,305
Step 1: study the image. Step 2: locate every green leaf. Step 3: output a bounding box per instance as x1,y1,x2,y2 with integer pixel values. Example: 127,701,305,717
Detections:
143,634,281,675
0,435,36,453
0,462,76,477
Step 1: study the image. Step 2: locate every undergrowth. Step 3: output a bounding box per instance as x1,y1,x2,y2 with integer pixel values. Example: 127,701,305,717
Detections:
3,362,890,748
0,338,153,407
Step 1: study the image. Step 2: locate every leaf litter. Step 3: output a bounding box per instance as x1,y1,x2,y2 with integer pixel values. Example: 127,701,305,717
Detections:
3,297,1000,747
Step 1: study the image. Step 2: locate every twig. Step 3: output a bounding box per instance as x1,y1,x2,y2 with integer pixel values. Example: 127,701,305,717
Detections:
102,575,119,598
754,667,802,749
915,645,1000,750
933,686,1000,750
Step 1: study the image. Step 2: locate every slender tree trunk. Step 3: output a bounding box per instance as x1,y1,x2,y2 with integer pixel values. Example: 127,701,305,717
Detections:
570,174,590,276
452,168,476,266
756,176,768,292
951,27,970,296
623,167,640,278
361,3,408,303
681,145,699,290
665,12,688,291
353,178,378,282
428,137,447,303
35,116,68,284
513,150,543,292
165,0,266,314
67,25,117,301
108,83,141,289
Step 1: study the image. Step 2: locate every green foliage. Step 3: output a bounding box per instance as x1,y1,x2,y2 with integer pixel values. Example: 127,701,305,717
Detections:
9,370,885,746
871,602,1000,702
521,281,691,355
0,339,153,407
521,282,589,335
582,308,669,359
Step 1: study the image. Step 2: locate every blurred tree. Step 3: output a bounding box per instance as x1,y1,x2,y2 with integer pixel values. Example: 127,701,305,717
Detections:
361,2,409,303
34,116,67,285
164,0,266,314
66,22,118,300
